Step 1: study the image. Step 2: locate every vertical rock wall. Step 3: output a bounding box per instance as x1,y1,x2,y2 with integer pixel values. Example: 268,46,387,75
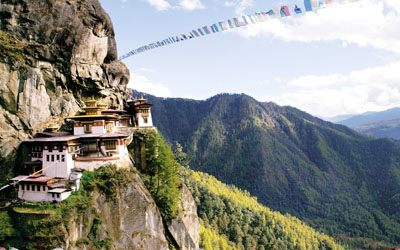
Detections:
0,0,129,180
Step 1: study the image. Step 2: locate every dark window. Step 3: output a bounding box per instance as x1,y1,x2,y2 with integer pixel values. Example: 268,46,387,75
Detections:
27,185,30,191
48,146,52,152
61,155,65,162
59,146,63,152
42,185,46,191
51,155,54,162
46,155,50,161
52,193,55,198
56,194,60,198
84,124,92,133
56,155,60,161
144,117,148,123
32,185,35,191
21,184,24,191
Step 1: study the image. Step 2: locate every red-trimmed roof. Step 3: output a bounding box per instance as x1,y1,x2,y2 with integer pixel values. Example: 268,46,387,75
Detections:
25,136,80,142
77,133,128,139
11,175,55,183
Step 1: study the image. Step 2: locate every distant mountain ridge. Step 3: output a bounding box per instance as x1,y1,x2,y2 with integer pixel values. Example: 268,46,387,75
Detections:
337,107,400,127
138,91,400,246
354,118,400,139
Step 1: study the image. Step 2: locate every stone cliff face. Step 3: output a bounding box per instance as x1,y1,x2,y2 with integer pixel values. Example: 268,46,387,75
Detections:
169,183,200,250
66,172,169,250
0,0,129,180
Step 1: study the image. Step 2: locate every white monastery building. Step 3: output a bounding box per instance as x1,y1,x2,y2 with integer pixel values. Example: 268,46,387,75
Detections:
11,96,154,202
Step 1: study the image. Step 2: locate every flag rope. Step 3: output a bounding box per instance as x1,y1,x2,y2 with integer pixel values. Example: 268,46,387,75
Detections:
119,0,361,60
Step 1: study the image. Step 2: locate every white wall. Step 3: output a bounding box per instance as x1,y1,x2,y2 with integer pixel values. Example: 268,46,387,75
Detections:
137,113,153,127
18,184,49,202
74,126,84,135
43,148,72,179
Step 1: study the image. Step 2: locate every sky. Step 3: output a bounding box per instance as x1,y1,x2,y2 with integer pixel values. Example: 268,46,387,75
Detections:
99,0,400,118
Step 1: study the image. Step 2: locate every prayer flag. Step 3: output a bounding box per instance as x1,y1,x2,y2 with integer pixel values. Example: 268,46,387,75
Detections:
181,34,187,40
267,9,275,17
251,14,260,23
280,6,290,16
227,19,234,28
237,16,247,26
294,5,302,14
247,15,255,24
304,0,312,11
218,22,225,31
242,16,249,25
311,0,319,10
203,26,211,34
222,21,230,30
255,13,264,22
273,7,281,18
232,18,240,27
192,30,200,37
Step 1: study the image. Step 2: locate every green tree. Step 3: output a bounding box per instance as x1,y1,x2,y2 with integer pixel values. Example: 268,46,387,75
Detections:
140,131,181,222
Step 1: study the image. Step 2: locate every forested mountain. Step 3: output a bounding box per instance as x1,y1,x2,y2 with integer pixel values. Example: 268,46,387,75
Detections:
183,168,344,250
354,119,400,139
139,91,400,246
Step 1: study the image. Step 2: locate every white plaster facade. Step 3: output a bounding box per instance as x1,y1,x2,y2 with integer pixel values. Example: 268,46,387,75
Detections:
137,112,153,128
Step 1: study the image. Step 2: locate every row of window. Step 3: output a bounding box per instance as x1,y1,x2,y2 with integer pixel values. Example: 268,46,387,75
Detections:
31,153,43,158
46,154,65,162
20,184,61,198
21,184,47,192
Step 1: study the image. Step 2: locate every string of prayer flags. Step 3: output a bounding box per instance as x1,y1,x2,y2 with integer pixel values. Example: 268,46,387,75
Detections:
119,0,363,60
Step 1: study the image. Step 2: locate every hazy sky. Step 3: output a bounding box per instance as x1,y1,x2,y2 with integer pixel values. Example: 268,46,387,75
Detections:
99,0,400,118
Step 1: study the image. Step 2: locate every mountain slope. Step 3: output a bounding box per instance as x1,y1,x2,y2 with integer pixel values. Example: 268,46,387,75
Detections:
354,119,400,139
184,168,344,250
338,107,400,127
144,92,400,246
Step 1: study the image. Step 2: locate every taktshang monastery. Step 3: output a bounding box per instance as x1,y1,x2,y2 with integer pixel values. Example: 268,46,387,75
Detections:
11,96,153,203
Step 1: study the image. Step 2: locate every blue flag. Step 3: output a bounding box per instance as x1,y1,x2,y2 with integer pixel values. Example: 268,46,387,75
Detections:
294,5,302,14
304,0,312,11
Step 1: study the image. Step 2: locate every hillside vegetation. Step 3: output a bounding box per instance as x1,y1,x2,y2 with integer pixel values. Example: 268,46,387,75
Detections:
184,168,343,250
145,92,400,247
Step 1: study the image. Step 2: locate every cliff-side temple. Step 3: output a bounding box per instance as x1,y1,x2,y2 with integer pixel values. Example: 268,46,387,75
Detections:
11,96,154,202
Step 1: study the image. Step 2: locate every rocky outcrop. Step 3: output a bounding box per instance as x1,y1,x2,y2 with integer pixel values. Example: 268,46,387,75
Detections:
168,184,200,250
0,0,129,180
66,172,169,250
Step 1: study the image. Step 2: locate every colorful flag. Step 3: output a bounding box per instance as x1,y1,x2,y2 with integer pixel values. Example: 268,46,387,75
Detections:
197,28,204,35
181,34,188,40
280,6,290,17
192,30,200,37
294,5,302,14
311,0,319,10
211,24,218,33
255,13,264,22
266,9,275,17
203,26,211,34
222,20,230,30
242,16,249,25
273,7,281,18
233,18,240,27
304,0,312,11
218,22,225,31
247,15,255,23
227,19,234,28
251,14,259,23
